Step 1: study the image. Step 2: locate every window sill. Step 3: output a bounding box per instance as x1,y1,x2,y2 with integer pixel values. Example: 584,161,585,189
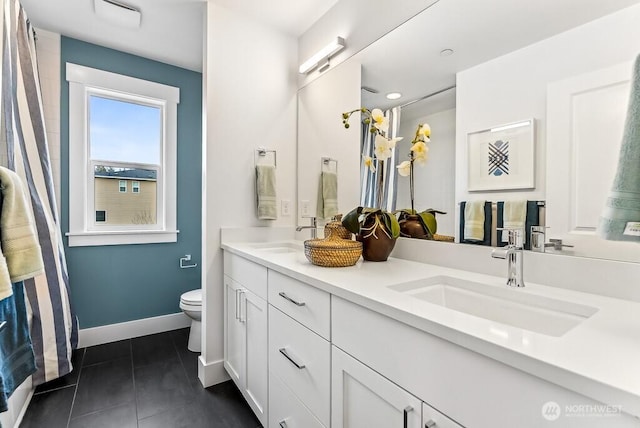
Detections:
66,230,179,247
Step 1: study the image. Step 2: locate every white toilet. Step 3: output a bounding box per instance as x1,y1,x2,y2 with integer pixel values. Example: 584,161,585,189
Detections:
179,289,202,352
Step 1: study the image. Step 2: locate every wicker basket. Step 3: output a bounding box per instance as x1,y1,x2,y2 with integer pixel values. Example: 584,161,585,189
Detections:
304,233,362,267
433,234,455,242
324,214,352,240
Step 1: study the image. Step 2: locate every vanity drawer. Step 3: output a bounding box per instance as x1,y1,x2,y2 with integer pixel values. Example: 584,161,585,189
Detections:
269,371,326,428
423,402,464,428
268,270,330,339
224,253,267,300
269,305,330,426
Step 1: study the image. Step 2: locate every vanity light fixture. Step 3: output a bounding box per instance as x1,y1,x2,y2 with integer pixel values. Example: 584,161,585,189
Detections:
94,0,141,29
386,92,402,100
299,37,346,74
491,120,531,133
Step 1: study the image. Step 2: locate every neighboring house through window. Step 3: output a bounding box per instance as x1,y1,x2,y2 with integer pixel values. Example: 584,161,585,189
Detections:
66,63,179,246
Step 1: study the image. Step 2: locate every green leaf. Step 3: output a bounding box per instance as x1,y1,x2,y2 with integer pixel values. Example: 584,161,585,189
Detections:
342,207,362,234
388,213,401,238
418,211,437,235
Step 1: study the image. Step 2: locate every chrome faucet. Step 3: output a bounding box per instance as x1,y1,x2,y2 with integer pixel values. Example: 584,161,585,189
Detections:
531,226,574,252
492,228,525,287
296,217,317,239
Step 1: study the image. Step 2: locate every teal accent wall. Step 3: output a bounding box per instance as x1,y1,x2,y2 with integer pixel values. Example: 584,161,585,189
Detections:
61,37,202,328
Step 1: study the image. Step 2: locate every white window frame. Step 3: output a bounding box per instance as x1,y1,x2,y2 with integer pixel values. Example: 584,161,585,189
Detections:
118,180,127,193
66,63,179,246
132,181,140,193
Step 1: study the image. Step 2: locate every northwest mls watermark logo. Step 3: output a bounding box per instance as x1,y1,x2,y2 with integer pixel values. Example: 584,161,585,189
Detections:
542,401,623,421
542,402,561,421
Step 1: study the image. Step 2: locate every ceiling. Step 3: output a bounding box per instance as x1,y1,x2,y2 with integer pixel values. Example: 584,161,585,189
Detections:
20,0,337,72
360,0,640,111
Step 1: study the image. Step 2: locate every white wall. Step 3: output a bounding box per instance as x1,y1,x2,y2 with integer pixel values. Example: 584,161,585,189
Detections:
397,108,456,237
201,3,298,385
455,3,640,229
298,0,438,88
297,59,361,225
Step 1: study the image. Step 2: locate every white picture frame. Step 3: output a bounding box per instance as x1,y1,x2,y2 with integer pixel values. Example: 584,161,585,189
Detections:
467,119,535,191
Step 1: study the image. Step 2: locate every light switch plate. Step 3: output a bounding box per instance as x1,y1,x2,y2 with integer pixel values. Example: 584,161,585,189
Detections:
300,200,311,217
281,200,291,216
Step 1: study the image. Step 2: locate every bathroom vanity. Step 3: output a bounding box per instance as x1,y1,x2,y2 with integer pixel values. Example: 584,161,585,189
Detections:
222,239,640,428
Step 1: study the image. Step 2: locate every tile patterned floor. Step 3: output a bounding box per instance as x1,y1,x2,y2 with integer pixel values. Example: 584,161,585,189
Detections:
20,329,262,428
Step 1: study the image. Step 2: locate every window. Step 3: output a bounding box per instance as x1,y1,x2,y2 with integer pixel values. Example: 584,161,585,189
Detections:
66,63,180,246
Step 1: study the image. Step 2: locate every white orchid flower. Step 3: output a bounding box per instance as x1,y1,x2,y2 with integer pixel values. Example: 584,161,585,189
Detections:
374,134,392,161
387,136,403,149
397,160,411,177
363,156,376,173
411,140,428,157
371,108,389,134
418,123,431,141
414,151,429,165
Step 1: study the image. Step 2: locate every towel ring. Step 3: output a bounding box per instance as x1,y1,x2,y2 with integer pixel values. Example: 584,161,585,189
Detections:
255,147,277,167
321,157,338,173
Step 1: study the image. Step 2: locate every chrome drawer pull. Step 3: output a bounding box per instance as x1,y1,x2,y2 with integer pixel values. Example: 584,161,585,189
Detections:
404,406,413,428
235,289,240,320
279,347,306,369
425,420,436,428
279,292,306,307
279,420,287,428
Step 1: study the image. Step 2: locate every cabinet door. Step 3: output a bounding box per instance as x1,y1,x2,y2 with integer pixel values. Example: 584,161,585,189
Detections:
423,402,465,428
332,346,422,428
243,289,268,426
224,276,245,386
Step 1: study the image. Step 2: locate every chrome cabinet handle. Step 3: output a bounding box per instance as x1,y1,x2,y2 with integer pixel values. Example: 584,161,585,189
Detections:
239,291,246,323
279,347,306,369
403,406,413,428
279,421,287,428
425,420,436,428
279,292,305,307
234,289,240,320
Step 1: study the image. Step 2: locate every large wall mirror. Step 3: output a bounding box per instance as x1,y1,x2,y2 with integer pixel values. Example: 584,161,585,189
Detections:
297,0,640,263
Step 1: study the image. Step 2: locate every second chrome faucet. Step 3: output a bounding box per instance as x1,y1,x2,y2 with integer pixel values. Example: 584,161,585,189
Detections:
491,228,525,287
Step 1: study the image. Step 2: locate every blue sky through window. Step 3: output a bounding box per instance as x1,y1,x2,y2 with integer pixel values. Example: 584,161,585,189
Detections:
89,95,161,165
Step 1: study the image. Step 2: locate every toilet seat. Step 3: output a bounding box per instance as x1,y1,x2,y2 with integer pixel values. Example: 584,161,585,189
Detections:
180,289,202,306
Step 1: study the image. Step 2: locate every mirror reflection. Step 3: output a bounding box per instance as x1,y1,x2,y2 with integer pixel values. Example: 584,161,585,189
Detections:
297,0,640,263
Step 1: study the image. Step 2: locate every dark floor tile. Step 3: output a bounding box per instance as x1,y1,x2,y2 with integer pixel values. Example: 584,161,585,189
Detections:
132,331,179,368
138,402,210,428
134,357,195,420
20,385,75,428
34,348,85,394
83,339,131,367
68,403,137,428
71,358,134,418
170,328,190,350
196,381,261,428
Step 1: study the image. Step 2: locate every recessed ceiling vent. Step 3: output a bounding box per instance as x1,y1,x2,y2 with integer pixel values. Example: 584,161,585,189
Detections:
94,0,141,29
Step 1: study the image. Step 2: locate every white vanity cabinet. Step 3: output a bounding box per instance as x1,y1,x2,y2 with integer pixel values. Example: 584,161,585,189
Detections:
223,254,268,426
268,270,331,428
332,345,423,428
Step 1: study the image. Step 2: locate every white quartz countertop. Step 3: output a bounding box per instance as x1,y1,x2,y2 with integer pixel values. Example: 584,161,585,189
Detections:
221,240,640,418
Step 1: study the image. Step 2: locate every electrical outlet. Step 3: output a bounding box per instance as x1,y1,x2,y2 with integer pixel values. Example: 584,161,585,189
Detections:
281,199,291,216
300,200,310,217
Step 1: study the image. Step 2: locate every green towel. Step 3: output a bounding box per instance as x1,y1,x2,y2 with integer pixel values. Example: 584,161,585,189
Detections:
317,171,338,220
256,165,277,220
0,167,44,300
599,54,640,242
464,200,486,241
501,200,527,243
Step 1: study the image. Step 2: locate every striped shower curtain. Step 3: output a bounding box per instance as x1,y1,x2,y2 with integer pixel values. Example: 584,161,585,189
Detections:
1,0,77,385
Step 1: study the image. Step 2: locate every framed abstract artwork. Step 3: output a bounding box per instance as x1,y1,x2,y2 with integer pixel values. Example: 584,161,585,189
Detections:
467,119,535,191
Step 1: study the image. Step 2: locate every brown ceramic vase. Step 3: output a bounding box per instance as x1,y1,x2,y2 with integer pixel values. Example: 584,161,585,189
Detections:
358,217,397,262
399,214,433,240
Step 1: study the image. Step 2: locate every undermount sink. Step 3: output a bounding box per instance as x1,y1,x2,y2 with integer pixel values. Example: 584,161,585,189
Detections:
249,241,302,253
388,275,598,337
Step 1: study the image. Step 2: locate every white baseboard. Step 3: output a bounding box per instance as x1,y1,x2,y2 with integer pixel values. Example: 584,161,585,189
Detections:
197,356,230,387
12,389,34,428
78,312,191,348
